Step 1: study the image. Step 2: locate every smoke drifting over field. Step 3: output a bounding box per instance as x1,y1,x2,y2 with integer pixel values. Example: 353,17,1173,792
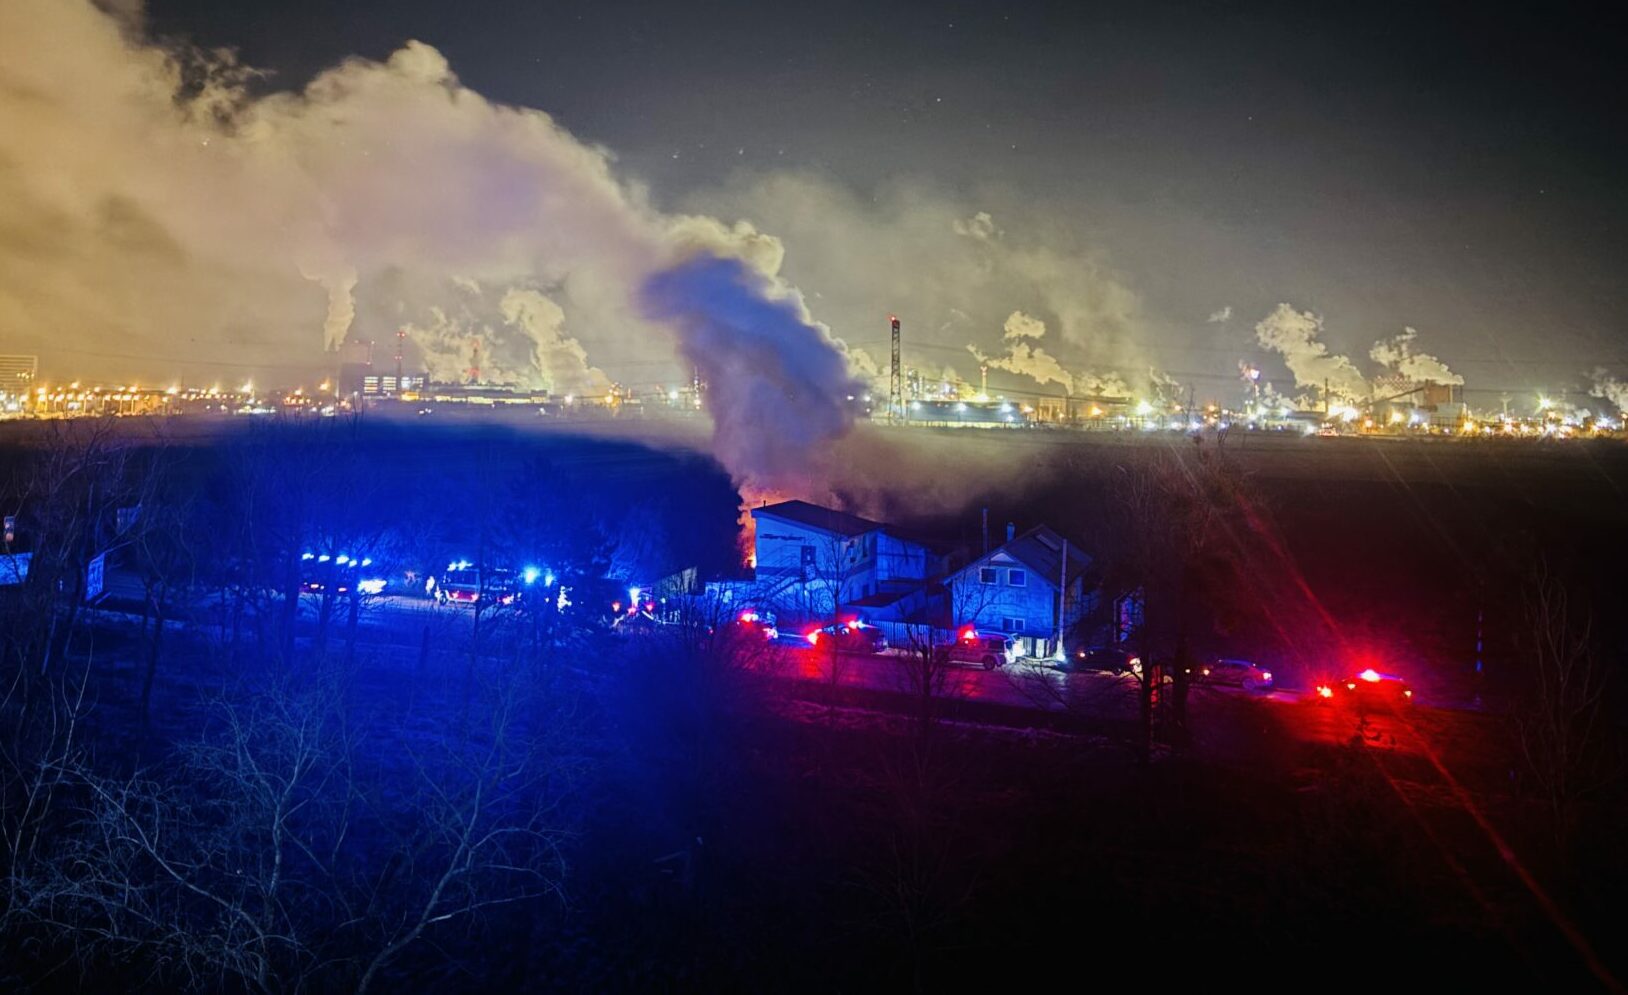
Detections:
0,0,868,485
6,0,1623,487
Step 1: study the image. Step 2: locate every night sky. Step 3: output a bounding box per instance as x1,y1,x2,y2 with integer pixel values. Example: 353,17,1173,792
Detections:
23,0,1628,400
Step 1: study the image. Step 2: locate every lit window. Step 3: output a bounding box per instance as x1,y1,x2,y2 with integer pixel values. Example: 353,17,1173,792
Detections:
1008,569,1026,587
979,567,997,584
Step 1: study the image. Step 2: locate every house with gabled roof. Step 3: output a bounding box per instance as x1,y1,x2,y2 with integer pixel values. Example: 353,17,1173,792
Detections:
943,523,1097,658
747,499,940,621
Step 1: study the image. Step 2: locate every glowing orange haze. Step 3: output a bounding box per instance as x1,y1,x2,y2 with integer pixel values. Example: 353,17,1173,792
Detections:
737,485,793,568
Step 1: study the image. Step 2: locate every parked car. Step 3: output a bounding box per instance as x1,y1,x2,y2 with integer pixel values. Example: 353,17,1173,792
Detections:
1067,645,1142,675
935,629,1018,670
805,620,888,654
1200,658,1275,692
1315,668,1413,708
727,608,779,642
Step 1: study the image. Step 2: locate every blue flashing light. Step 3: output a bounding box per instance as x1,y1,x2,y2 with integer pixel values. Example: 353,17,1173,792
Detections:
317,554,331,563
301,552,315,561
335,554,349,565
361,557,373,567
544,571,556,587
522,566,541,585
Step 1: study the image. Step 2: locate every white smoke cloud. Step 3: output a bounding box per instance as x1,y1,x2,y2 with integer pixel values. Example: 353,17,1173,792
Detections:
970,310,1134,397
1590,369,1628,415
498,288,612,396
1208,305,1232,324
1369,326,1463,385
0,0,859,486
1253,303,1369,402
682,177,1150,378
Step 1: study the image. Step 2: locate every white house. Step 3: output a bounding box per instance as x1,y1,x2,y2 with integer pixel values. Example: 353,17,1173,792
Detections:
748,500,938,620
944,524,1096,658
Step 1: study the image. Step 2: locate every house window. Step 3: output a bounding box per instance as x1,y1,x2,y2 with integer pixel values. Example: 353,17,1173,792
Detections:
979,567,997,584
800,546,816,566
1007,569,1026,587
1005,618,1025,632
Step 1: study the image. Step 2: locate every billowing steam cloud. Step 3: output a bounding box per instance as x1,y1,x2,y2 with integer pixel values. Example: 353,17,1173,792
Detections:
399,283,612,394
1253,304,1369,403
1591,369,1628,415
0,0,859,486
969,311,1133,398
1369,327,1463,385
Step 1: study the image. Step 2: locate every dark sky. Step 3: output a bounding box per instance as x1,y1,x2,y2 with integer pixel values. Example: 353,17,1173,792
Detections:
145,0,1628,398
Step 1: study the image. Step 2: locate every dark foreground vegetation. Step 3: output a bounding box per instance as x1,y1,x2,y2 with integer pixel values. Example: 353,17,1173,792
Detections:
2,415,1626,992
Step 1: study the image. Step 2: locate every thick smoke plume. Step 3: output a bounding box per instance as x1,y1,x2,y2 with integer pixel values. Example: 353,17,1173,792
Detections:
642,256,862,489
1369,327,1463,385
0,0,861,486
1253,304,1369,403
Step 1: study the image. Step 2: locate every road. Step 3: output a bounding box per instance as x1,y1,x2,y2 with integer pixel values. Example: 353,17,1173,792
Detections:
89,574,1474,759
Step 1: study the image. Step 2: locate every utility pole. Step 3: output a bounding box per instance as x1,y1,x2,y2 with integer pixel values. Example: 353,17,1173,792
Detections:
981,507,989,555
1054,537,1069,661
889,315,902,424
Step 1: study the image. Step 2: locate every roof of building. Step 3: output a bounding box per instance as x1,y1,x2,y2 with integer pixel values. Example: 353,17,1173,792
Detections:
751,500,883,538
957,525,1094,589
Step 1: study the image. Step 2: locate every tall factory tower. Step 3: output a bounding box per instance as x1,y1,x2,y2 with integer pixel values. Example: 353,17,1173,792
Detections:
888,314,902,424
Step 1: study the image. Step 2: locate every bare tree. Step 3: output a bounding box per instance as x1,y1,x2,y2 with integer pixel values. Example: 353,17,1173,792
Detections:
1517,566,1620,866
10,663,578,993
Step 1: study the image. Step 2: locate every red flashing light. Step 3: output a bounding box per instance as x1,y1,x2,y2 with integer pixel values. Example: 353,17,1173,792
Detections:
1359,668,1382,683
959,625,977,642
807,630,820,645
740,610,758,623
612,601,621,613
1316,685,1333,699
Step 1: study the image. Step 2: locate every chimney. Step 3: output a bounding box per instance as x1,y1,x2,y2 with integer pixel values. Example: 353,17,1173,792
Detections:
1005,522,1015,542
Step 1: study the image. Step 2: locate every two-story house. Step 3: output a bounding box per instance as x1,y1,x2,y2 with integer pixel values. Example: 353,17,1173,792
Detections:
944,524,1095,658
749,500,938,621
